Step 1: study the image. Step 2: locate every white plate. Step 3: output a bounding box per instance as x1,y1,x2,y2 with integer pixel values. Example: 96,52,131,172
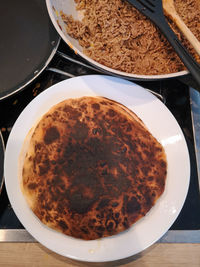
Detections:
4,75,190,262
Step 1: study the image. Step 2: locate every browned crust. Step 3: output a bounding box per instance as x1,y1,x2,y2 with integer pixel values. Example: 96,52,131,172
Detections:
21,96,167,240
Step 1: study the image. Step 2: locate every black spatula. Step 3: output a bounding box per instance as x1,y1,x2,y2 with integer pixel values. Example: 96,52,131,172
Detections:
126,0,200,88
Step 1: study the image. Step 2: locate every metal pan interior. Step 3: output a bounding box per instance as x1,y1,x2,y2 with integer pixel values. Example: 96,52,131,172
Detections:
46,0,189,81
0,0,60,100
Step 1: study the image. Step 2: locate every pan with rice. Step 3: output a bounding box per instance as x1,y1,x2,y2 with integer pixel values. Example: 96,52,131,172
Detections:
46,0,200,79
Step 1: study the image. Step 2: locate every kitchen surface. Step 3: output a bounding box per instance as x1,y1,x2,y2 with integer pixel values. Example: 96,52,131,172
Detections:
0,1,200,266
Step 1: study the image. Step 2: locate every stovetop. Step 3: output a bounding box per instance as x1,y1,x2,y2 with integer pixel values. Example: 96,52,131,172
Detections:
0,40,200,235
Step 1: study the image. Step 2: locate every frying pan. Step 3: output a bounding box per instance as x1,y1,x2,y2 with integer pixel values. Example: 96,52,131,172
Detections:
46,0,192,81
0,131,4,195
0,0,60,100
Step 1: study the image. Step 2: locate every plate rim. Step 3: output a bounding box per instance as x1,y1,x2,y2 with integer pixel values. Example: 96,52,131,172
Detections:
4,75,190,262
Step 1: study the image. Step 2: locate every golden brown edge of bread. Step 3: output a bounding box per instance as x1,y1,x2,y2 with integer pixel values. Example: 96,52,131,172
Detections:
19,96,167,237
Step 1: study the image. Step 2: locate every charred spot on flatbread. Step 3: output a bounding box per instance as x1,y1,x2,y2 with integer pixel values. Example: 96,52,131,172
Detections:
21,96,167,240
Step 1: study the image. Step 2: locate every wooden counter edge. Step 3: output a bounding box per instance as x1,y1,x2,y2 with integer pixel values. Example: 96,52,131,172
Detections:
0,242,200,267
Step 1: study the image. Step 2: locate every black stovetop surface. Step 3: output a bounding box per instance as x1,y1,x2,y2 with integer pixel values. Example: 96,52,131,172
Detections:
0,41,200,230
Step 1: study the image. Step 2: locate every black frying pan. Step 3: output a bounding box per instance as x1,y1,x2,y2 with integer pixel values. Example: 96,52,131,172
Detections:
0,0,60,100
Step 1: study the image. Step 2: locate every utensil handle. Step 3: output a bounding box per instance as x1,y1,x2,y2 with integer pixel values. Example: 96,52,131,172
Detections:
173,14,200,57
159,18,200,89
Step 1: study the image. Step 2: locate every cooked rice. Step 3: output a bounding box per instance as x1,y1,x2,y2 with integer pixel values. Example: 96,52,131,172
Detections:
61,0,200,75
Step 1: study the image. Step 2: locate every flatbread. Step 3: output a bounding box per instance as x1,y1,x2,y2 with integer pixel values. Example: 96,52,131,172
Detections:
21,96,167,240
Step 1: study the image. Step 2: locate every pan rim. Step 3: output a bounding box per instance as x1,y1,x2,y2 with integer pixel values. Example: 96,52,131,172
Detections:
0,37,60,101
0,131,5,195
46,0,189,81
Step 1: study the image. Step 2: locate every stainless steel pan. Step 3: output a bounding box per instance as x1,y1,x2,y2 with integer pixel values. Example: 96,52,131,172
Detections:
0,132,4,196
46,0,190,81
